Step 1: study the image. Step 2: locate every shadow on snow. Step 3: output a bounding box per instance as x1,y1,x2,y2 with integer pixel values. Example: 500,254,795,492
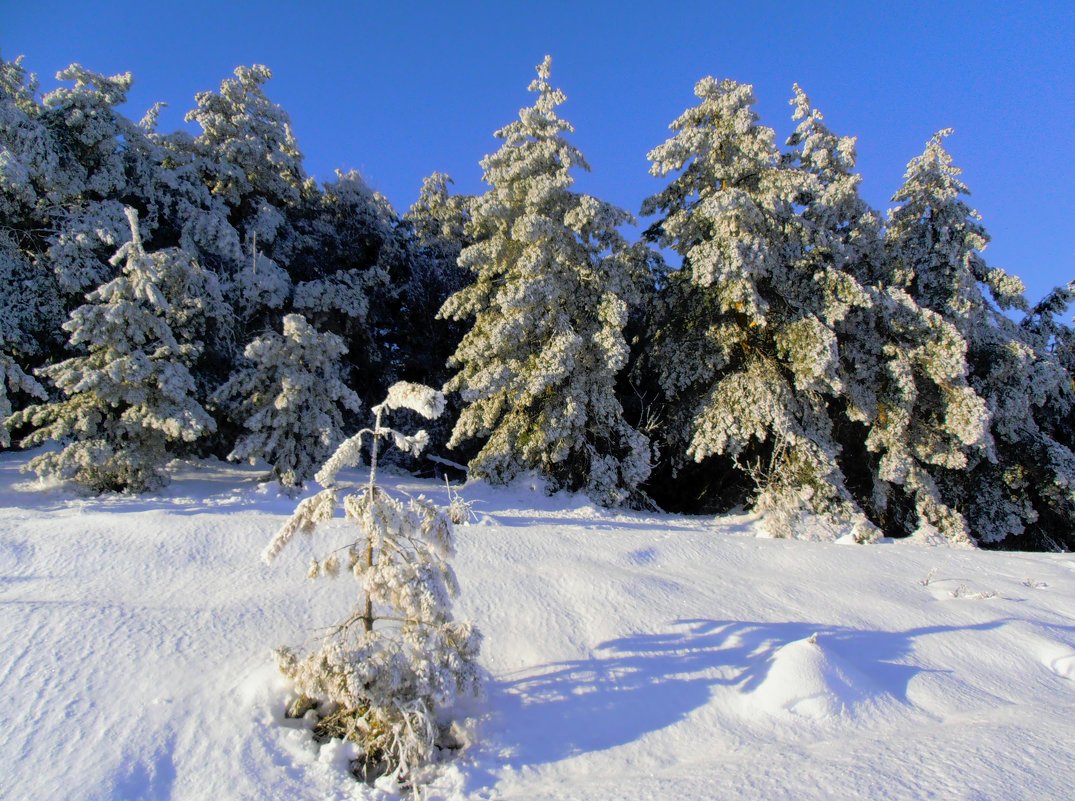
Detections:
487,617,1017,768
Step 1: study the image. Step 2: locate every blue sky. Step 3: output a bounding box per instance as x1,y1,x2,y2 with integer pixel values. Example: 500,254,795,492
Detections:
3,1,1072,303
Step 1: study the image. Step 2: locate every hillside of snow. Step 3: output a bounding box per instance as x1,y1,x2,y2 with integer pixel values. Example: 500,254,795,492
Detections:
1,450,1074,801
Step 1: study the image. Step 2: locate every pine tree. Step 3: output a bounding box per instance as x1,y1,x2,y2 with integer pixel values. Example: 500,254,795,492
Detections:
400,173,471,389
886,131,1075,548
641,77,872,534
213,313,362,491
289,169,400,406
10,208,215,491
440,56,650,505
39,65,152,297
184,64,304,214
264,382,481,781
785,88,989,544
181,64,304,338
0,59,112,358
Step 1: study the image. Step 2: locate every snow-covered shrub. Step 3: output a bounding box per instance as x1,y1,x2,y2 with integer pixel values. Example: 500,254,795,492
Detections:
9,208,215,492
214,313,360,491
263,381,481,782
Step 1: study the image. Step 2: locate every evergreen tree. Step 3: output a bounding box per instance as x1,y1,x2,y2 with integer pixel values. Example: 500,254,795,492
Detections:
886,131,1075,549
400,173,471,389
786,88,990,544
289,169,400,406
0,59,101,359
640,77,871,533
265,382,481,781
10,208,215,492
0,130,48,442
396,173,473,460
440,56,650,505
213,313,362,491
181,64,304,338
39,65,154,298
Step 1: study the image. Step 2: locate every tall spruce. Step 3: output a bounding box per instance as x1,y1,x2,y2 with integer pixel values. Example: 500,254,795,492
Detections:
786,88,990,544
0,56,64,367
886,132,1075,548
181,65,302,337
439,56,650,505
641,78,876,536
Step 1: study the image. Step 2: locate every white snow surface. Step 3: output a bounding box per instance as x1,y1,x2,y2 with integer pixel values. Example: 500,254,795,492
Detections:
1,451,1073,800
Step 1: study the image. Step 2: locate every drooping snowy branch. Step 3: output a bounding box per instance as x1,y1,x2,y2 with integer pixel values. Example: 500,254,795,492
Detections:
264,383,480,780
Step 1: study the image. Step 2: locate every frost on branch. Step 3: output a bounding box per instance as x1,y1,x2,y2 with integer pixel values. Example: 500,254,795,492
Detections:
377,381,446,420
261,487,337,563
265,383,480,782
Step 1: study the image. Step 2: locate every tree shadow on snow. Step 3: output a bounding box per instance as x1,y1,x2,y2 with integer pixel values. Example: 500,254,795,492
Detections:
488,617,1013,768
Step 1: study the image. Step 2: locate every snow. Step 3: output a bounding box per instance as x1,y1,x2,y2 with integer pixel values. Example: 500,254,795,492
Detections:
1,450,1073,800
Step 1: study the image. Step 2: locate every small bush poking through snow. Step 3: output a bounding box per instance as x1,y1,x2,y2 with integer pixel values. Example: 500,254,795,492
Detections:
264,382,482,784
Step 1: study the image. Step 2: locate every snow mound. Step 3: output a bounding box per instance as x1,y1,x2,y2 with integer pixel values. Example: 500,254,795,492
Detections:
1044,650,1075,681
750,633,882,719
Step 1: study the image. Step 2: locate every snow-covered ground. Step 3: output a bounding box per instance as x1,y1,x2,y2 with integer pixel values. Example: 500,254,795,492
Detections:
2,450,1073,801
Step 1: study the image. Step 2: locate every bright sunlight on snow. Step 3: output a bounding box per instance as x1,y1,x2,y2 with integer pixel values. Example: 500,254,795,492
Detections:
1,451,1073,800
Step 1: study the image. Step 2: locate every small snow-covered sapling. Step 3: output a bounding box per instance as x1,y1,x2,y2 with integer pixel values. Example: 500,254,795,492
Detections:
263,382,482,783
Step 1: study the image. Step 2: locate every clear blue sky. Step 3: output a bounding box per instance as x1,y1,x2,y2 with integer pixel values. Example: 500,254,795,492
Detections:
3,1,1072,303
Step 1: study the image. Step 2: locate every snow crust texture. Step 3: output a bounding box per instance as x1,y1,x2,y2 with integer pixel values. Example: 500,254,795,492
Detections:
1,453,1074,800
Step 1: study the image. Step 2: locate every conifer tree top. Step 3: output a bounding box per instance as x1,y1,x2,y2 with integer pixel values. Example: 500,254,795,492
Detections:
481,55,589,189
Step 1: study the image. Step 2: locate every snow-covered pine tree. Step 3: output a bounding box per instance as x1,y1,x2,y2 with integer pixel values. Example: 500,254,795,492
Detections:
1,59,132,363
289,169,400,407
785,87,990,544
0,58,67,437
39,65,155,298
396,173,473,459
640,77,872,535
886,131,1075,549
213,313,362,491
264,382,481,782
400,173,471,389
9,208,215,491
439,56,650,505
182,64,302,336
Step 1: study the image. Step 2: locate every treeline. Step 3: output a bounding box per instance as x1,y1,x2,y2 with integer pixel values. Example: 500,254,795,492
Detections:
1,55,1071,551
